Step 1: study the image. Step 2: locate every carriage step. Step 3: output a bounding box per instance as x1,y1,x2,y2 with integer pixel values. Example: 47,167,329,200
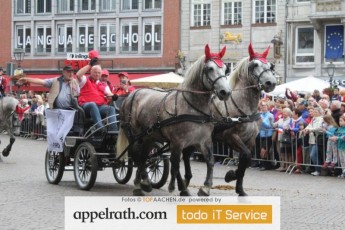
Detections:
94,152,112,156
64,166,74,171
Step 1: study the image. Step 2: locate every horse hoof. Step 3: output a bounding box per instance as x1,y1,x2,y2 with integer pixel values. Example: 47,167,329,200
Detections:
180,190,191,196
225,170,236,183
2,150,9,157
197,187,210,196
133,189,145,196
140,182,152,193
168,183,175,193
184,179,190,187
236,190,248,196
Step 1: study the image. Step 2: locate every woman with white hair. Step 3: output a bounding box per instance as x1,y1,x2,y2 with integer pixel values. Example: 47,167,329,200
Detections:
271,107,293,172
301,107,324,176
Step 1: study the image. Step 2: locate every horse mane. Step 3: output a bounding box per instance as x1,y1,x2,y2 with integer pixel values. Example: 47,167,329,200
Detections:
228,57,249,89
179,55,205,89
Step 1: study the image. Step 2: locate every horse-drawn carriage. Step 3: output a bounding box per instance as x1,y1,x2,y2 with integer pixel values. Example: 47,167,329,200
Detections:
44,96,170,190
2,43,277,197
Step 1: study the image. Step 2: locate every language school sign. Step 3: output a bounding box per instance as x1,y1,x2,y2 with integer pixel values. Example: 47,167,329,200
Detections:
64,52,89,70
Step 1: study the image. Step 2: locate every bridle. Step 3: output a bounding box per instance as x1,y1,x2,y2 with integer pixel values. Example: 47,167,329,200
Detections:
249,60,275,91
203,59,227,90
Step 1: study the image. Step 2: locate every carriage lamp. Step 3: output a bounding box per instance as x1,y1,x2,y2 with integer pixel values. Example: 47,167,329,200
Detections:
327,61,335,88
276,74,283,85
13,49,25,68
271,31,283,59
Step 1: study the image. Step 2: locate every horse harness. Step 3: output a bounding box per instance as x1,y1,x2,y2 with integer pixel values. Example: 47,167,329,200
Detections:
121,88,215,143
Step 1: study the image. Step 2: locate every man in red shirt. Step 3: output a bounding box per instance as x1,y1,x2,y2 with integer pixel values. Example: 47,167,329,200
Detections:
113,72,135,96
0,67,8,97
76,63,117,132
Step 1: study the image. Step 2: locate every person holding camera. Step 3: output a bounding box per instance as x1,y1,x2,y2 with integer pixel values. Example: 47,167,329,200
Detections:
113,72,135,96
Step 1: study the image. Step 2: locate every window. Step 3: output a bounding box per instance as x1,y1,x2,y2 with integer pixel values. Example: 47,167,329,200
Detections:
15,25,31,53
57,0,74,13
77,25,94,52
99,24,116,53
122,0,138,10
253,0,276,24
80,0,95,12
192,1,211,27
57,24,73,53
16,0,31,14
101,0,115,12
223,0,242,25
143,22,161,52
37,0,51,13
144,0,161,10
121,22,138,52
296,27,314,63
36,26,52,54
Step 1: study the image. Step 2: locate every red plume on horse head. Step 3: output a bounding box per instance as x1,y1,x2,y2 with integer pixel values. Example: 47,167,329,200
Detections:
248,43,270,63
204,44,226,67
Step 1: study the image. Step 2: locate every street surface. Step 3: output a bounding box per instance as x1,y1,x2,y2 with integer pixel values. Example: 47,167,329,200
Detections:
0,134,344,230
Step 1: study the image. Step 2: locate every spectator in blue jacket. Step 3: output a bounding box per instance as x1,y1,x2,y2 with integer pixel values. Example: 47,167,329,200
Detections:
257,102,275,170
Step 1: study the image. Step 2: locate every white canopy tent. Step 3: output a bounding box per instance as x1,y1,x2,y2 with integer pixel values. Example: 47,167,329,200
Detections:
131,72,184,88
267,75,344,96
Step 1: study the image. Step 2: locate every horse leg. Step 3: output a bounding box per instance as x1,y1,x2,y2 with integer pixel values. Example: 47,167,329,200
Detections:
197,143,214,196
139,164,152,193
176,171,191,196
182,147,194,187
2,129,15,157
235,150,251,196
138,144,152,193
133,167,145,196
224,136,251,196
169,147,190,196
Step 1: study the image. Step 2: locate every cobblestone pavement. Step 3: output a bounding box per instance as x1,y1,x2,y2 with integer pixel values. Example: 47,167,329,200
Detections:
0,134,345,229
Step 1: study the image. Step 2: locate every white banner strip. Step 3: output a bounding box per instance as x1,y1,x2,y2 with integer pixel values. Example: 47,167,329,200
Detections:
65,196,280,230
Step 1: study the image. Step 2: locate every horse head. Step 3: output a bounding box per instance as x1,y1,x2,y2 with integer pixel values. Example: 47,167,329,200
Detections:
203,44,231,100
247,43,276,92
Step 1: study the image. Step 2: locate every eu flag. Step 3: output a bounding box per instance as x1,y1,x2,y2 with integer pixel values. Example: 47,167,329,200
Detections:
325,25,344,59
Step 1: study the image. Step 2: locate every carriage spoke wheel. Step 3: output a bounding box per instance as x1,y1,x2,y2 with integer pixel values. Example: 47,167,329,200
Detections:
45,150,65,184
146,142,170,189
73,142,98,190
113,158,133,184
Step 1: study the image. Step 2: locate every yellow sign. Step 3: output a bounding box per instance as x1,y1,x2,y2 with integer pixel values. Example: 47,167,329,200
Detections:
177,205,272,224
224,32,242,44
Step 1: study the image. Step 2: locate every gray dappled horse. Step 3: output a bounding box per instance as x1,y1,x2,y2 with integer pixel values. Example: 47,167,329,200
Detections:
0,96,18,161
182,43,277,196
117,44,231,196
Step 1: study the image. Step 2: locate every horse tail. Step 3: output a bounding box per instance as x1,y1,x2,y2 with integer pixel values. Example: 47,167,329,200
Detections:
116,127,129,160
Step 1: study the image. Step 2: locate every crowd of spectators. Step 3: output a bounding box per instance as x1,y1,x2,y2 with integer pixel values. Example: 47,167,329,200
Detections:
256,87,345,178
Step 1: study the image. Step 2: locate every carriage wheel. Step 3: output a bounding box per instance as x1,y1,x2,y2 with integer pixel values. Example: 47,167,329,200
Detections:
45,150,65,184
73,142,98,190
113,158,134,184
147,142,170,189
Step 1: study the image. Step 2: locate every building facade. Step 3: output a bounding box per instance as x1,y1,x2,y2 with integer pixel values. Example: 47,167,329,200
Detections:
0,0,180,89
286,0,345,84
179,0,286,83
2,1,344,90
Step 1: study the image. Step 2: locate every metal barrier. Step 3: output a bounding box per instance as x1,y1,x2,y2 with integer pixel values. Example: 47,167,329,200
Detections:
195,129,344,176
15,112,47,140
